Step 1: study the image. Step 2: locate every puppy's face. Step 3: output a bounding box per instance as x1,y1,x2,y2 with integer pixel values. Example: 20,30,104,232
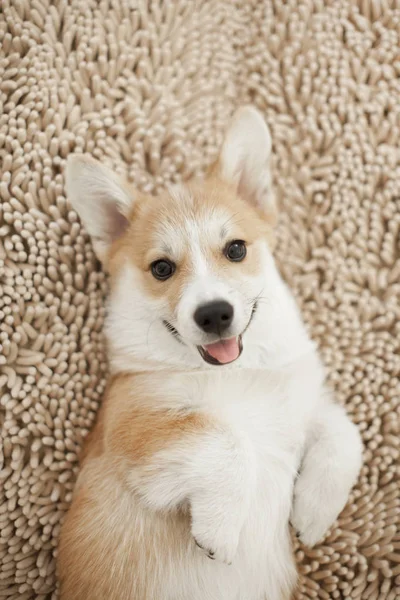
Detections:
109,179,274,366
66,107,278,370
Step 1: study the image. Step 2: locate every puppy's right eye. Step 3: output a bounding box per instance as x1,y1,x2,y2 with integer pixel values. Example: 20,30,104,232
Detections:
225,240,247,262
151,259,175,281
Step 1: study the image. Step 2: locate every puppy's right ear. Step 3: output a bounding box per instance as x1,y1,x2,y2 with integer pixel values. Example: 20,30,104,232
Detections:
211,106,277,224
65,155,133,264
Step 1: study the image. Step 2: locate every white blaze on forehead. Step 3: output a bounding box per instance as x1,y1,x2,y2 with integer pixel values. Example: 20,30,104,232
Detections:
184,219,208,277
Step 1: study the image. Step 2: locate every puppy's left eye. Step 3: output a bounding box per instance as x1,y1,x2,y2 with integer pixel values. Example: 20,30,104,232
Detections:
225,240,247,262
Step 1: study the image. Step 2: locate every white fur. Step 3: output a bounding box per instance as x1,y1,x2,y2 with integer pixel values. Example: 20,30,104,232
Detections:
66,107,363,600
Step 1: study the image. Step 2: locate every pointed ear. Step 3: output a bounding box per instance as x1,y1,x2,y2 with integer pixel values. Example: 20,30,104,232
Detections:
65,155,133,263
213,106,276,221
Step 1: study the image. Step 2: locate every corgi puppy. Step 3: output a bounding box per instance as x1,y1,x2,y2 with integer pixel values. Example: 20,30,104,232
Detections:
58,107,362,600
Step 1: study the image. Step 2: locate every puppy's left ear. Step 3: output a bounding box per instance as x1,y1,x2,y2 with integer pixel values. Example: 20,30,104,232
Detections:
212,106,276,222
65,155,134,265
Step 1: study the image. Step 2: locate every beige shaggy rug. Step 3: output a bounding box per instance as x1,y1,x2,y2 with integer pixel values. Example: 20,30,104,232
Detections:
0,0,399,598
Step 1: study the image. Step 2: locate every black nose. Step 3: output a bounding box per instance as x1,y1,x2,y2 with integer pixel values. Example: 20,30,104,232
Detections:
194,301,234,334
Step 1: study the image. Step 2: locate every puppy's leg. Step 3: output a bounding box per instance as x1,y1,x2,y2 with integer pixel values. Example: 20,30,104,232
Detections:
292,399,362,546
188,433,254,565
111,413,255,565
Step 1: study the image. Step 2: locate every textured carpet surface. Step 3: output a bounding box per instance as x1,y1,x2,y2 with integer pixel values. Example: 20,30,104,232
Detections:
0,1,399,599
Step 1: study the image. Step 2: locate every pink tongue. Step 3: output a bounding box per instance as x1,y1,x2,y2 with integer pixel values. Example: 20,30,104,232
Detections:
204,337,240,364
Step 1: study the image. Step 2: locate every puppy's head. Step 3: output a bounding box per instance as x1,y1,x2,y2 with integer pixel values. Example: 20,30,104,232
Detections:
66,107,279,371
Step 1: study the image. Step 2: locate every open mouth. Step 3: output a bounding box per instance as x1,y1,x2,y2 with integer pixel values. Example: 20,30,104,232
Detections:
163,300,257,365
197,336,243,366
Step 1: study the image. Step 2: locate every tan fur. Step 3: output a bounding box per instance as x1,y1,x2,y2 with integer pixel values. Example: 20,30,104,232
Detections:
104,373,213,463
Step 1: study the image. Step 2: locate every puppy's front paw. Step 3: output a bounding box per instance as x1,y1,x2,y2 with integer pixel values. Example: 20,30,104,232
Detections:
192,525,239,565
291,480,349,546
191,495,244,564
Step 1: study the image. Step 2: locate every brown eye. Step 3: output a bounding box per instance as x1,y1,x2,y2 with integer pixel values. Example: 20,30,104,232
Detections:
225,240,247,262
151,260,175,280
